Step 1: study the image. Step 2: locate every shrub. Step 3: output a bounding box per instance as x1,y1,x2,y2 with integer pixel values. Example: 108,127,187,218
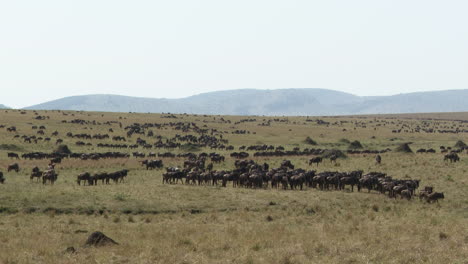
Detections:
395,143,413,153
54,144,72,155
180,143,201,152
0,144,24,152
454,140,467,149
349,140,363,149
339,138,350,144
304,136,317,145
114,193,127,201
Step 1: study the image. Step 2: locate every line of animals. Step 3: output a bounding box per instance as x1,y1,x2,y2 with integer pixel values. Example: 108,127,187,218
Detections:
76,170,129,185
0,163,129,186
161,159,445,203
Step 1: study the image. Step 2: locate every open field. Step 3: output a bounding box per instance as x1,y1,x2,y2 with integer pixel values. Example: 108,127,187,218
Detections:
0,109,467,264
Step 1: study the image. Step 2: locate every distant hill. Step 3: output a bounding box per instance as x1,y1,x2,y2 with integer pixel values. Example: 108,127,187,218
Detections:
0,104,9,109
24,88,468,116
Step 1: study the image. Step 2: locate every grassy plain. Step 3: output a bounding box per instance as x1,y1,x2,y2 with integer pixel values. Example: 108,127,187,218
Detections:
0,110,467,264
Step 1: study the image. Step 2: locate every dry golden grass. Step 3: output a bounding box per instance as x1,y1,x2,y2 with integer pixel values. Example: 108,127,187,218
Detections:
0,109,467,263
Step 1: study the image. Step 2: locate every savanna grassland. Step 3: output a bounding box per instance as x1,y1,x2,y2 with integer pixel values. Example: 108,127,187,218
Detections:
0,109,467,264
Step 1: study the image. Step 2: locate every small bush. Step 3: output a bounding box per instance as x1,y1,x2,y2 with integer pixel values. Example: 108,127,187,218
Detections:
252,243,261,251
114,193,128,201
339,138,350,144
54,144,72,155
180,143,201,152
349,140,363,149
0,144,24,152
304,136,317,145
372,205,379,212
395,143,413,153
454,140,467,149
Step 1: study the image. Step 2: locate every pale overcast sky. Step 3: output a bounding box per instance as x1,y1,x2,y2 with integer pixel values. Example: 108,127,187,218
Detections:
1,0,467,108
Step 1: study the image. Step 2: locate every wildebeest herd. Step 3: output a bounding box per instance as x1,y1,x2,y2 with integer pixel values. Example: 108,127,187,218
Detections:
0,150,446,203
1,110,460,207
160,157,445,203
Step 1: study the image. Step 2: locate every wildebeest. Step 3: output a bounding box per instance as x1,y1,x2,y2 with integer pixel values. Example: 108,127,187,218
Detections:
7,152,20,159
309,157,322,166
419,186,433,200
280,160,294,170
7,163,19,172
375,154,382,164
400,189,412,200
425,192,444,203
77,169,129,186
141,159,163,170
30,166,43,182
416,149,426,153
42,170,58,185
444,153,460,163
0,171,4,184
77,172,91,185
50,157,62,164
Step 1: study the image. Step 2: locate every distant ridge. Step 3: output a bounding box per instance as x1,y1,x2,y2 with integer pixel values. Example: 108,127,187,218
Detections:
24,88,468,116
0,104,10,109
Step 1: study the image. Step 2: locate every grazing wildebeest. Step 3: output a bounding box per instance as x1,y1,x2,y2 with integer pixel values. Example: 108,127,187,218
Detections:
400,189,412,200
416,149,426,154
50,157,62,164
290,173,306,190
280,160,294,170
7,153,20,159
425,192,444,203
375,155,382,164
30,166,43,182
7,163,19,172
145,160,163,170
444,153,460,163
77,172,91,185
42,170,58,185
329,155,337,163
309,157,322,167
0,171,4,184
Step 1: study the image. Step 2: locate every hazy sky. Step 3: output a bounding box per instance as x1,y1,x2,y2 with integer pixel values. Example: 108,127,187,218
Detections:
1,0,467,108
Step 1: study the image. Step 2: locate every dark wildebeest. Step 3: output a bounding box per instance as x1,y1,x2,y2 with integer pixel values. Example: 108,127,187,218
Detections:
42,170,58,185
146,160,163,170
77,172,91,185
425,192,444,203
444,153,460,163
0,171,4,184
30,166,43,182
7,153,20,159
51,157,62,164
281,160,294,170
375,155,382,164
400,189,412,200
418,186,434,200
329,155,337,163
7,163,19,172
309,157,322,167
